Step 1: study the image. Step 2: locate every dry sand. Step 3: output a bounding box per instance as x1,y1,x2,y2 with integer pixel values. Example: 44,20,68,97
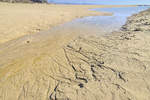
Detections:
0,2,148,100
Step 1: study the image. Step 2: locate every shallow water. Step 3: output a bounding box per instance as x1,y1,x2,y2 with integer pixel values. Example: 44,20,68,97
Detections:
56,6,150,35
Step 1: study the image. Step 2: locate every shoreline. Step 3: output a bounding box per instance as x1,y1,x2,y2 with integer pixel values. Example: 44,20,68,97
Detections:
0,2,136,44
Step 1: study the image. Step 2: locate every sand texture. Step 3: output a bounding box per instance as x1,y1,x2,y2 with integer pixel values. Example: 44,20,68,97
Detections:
0,3,149,100
48,9,150,100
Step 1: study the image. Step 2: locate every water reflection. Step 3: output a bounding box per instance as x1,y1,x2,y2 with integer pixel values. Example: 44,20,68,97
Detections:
61,6,150,34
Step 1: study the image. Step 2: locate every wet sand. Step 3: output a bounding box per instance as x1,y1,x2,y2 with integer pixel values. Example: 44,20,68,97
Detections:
50,8,150,100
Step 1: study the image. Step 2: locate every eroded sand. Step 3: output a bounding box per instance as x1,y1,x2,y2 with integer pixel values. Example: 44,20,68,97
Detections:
51,8,150,100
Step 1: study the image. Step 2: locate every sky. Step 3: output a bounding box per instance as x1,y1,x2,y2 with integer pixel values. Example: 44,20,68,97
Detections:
48,0,150,5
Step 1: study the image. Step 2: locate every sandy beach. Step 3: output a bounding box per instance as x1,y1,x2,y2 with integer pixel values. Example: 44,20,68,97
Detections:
0,2,149,100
